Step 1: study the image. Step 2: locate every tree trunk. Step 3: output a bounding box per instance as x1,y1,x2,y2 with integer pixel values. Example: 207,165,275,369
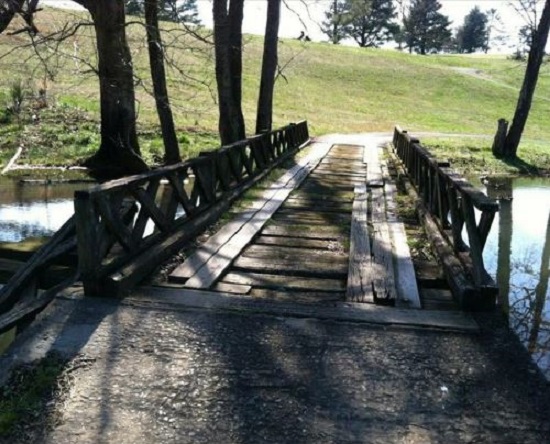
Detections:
0,0,24,34
332,0,338,44
144,0,181,164
503,0,550,159
255,0,281,134
75,0,148,178
527,212,550,353
213,0,245,146
228,0,245,140
491,118,508,157
489,179,513,314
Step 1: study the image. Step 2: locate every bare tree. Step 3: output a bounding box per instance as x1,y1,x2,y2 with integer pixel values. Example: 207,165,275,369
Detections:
71,0,149,177
511,0,542,48
144,0,180,164
213,0,245,145
0,0,39,34
256,0,281,134
495,0,550,159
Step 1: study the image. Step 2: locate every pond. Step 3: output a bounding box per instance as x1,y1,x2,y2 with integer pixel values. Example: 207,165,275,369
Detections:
0,177,83,242
483,177,550,379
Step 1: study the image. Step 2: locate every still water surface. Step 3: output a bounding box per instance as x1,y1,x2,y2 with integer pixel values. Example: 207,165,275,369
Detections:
483,177,550,379
1,176,550,377
0,177,81,242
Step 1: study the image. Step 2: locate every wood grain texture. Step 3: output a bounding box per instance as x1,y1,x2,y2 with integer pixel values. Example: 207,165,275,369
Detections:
346,184,373,303
180,142,331,289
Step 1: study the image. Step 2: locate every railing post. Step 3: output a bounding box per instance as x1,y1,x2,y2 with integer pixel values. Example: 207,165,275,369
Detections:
74,191,101,297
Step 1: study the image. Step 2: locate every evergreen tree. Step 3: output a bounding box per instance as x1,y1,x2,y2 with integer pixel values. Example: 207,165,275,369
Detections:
125,0,200,24
159,0,200,24
403,0,451,54
322,0,351,44
126,0,143,15
347,0,399,47
456,6,488,53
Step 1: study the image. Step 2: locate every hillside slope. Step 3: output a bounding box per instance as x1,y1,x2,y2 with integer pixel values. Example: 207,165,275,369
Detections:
0,8,548,167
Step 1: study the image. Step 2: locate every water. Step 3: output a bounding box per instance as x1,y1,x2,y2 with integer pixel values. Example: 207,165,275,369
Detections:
0,177,83,242
483,177,550,379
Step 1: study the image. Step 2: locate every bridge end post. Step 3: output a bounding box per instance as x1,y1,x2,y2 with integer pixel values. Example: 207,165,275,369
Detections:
74,190,101,297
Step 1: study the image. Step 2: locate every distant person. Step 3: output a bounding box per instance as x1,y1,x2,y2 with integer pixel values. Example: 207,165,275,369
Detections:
297,31,311,42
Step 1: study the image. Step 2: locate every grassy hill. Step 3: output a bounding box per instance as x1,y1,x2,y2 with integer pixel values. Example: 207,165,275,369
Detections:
0,7,549,173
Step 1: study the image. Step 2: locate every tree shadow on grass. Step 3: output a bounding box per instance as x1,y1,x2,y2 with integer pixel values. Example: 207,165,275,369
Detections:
499,154,541,175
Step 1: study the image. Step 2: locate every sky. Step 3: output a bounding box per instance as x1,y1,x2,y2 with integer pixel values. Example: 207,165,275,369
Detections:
42,0,534,51
196,0,529,48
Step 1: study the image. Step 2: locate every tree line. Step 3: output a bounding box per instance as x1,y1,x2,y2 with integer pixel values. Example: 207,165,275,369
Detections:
321,0,541,55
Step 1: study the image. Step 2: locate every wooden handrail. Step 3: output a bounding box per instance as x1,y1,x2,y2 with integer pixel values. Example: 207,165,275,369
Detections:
392,126,498,301
75,121,310,297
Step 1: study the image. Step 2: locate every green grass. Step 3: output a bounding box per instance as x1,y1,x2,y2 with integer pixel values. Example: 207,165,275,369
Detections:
0,353,66,437
421,135,550,176
0,7,549,172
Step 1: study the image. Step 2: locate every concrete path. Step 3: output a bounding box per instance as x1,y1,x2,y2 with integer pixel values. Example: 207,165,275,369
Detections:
1,290,550,443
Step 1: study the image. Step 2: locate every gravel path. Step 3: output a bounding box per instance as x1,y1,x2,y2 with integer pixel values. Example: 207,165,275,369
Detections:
1,291,550,444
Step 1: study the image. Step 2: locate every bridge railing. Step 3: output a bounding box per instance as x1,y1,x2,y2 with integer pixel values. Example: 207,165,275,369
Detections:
75,121,309,297
393,126,498,308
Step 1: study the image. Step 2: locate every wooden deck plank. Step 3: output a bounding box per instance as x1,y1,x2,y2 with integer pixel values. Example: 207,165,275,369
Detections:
261,224,347,239
255,235,345,251
132,286,480,332
169,209,256,282
365,144,384,187
384,172,421,309
282,200,352,213
241,244,347,263
271,212,351,225
211,282,252,295
181,143,331,289
370,187,397,303
221,271,346,292
232,256,348,278
346,184,374,303
249,288,343,303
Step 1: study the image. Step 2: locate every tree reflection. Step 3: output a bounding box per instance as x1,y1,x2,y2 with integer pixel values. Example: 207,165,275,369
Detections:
489,178,550,377
506,212,550,376
527,211,550,369
488,178,513,314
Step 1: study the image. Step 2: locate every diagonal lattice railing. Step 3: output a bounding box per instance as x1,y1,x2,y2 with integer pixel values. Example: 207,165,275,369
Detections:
75,121,309,297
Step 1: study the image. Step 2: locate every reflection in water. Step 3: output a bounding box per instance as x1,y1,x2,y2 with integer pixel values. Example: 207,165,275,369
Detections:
0,178,82,242
0,201,75,242
484,178,550,379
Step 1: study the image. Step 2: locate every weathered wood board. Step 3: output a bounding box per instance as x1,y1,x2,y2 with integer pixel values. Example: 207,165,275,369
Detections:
172,142,332,289
346,184,373,303
383,166,421,309
131,286,480,332
370,186,397,303
221,271,346,292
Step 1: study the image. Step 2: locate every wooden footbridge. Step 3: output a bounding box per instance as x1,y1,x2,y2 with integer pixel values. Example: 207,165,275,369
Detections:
0,122,500,334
